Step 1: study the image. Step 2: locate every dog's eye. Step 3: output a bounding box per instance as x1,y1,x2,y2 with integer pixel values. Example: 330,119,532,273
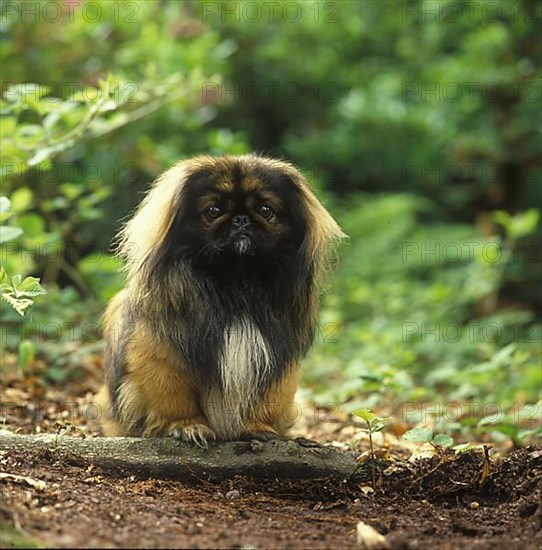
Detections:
258,204,274,220
206,205,223,220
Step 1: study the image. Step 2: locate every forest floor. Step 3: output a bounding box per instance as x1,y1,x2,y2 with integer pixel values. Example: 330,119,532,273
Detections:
1,357,541,549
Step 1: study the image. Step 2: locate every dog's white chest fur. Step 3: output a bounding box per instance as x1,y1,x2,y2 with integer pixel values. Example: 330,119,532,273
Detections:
205,320,270,439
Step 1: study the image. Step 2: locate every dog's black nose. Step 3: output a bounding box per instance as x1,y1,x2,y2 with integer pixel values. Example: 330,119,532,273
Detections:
232,214,250,229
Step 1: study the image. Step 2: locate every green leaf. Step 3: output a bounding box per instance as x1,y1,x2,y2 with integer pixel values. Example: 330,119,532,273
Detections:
16,213,45,238
27,143,68,167
43,100,80,131
19,276,46,296
491,210,511,230
371,423,386,433
492,209,540,240
453,443,475,453
432,434,453,448
0,274,45,315
0,116,17,137
17,83,51,102
0,197,11,213
403,427,433,443
100,99,120,112
10,187,33,213
0,152,28,175
10,273,22,292
352,408,377,422
477,415,499,427
46,366,69,383
1,293,34,316
508,209,540,240
14,124,46,147
18,340,35,373
0,226,23,244
59,183,83,200
0,212,12,224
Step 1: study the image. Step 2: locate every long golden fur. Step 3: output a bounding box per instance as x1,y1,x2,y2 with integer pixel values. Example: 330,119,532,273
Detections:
96,154,345,444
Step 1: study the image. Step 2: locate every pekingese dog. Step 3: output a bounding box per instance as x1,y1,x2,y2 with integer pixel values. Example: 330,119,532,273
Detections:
96,154,345,444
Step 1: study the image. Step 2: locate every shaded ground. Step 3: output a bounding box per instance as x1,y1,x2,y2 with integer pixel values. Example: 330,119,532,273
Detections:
1,444,540,549
1,353,541,548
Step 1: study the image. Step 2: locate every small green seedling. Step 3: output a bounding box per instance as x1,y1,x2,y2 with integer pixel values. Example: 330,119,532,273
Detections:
403,427,453,448
17,340,36,377
353,409,389,488
354,409,388,455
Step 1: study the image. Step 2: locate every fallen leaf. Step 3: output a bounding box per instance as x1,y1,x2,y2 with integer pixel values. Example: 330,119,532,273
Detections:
0,472,47,491
356,521,389,549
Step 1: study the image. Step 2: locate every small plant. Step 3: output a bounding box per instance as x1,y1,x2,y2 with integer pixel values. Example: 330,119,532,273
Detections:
0,270,46,316
0,197,45,315
353,408,389,488
17,339,36,377
403,427,453,449
354,409,389,457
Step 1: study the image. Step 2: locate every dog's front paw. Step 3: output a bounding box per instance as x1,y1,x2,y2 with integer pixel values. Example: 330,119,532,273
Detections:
240,422,280,442
168,420,216,448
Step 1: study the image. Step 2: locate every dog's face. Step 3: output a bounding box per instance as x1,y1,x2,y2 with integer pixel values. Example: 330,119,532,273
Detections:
164,157,308,272
119,155,345,287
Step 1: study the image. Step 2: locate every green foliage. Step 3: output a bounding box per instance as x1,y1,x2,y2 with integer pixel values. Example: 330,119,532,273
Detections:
0,197,45,315
1,74,193,172
0,69,210,293
0,271,46,316
17,339,35,376
212,1,540,205
1,285,103,385
0,196,23,243
353,409,388,436
353,408,389,484
492,209,540,241
304,194,540,440
77,253,124,303
476,400,542,445
404,427,454,448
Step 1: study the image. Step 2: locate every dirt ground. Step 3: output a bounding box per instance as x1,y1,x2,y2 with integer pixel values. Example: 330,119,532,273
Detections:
1,356,541,549
1,442,540,549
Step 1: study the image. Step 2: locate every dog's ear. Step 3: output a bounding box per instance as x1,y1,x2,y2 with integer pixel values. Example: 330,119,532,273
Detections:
115,161,191,284
293,171,347,280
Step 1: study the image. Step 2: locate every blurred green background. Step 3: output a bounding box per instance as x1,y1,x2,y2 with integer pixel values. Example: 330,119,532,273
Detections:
1,0,540,443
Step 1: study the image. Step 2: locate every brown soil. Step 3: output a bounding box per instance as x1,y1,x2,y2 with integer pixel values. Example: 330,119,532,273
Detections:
1,355,540,548
1,444,540,549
